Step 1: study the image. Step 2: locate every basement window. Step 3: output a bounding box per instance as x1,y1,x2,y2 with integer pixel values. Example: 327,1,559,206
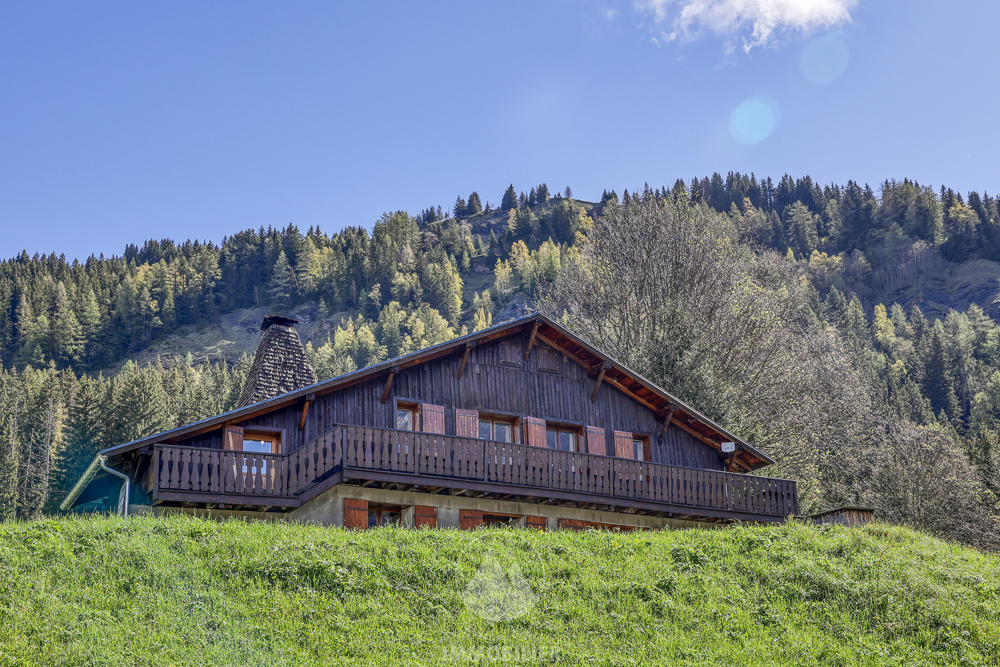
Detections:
368,504,403,528
483,513,520,527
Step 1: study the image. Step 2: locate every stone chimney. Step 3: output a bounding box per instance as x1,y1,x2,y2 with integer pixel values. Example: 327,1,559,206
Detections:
236,315,318,408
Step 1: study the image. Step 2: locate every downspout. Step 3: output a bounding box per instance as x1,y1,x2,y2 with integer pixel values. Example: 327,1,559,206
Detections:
100,455,130,518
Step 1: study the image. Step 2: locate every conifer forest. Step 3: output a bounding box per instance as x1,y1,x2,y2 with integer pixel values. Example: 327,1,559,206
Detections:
5,175,1000,549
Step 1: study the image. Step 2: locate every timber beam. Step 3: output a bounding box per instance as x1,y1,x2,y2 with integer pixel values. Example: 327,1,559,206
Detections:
656,405,677,445
456,342,475,380
591,362,611,402
524,321,540,360
299,393,315,431
381,366,400,404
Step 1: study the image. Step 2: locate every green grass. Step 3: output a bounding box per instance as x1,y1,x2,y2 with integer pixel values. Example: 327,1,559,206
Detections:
0,516,998,666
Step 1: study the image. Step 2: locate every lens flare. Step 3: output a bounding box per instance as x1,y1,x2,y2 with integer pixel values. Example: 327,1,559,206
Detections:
800,32,849,84
729,95,780,145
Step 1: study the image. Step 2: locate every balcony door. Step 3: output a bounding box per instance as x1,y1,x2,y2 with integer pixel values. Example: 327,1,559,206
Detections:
241,435,277,474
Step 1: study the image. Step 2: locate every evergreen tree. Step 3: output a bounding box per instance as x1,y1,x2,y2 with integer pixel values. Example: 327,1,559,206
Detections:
501,185,517,212
267,250,297,306
466,192,482,216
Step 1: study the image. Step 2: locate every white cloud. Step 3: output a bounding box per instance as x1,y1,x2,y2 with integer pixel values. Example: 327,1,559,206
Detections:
637,0,858,50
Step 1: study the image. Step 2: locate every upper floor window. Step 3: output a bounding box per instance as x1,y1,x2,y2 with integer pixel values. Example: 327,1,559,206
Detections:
546,427,578,452
396,401,419,431
479,418,513,443
397,407,414,431
632,437,646,461
241,433,278,474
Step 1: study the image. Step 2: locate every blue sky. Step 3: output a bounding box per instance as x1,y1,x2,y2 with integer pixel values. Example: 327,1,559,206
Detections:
2,1,998,260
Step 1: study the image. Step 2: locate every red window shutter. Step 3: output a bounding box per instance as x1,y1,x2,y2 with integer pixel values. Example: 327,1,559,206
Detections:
558,518,589,531
459,509,483,530
526,515,547,531
344,498,368,530
585,426,607,455
525,417,547,447
642,439,652,462
455,409,479,438
223,425,244,451
414,505,437,528
613,430,634,459
421,404,446,434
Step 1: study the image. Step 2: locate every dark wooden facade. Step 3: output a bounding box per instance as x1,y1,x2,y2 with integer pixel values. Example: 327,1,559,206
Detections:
173,335,721,471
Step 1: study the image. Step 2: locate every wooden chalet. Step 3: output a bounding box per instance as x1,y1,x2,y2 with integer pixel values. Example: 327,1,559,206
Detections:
62,313,798,530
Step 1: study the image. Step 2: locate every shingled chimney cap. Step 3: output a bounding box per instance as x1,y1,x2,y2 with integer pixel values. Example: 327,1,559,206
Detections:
261,314,300,331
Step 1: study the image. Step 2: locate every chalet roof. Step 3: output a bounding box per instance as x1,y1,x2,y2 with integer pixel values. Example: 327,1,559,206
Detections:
84,314,773,473
236,316,317,408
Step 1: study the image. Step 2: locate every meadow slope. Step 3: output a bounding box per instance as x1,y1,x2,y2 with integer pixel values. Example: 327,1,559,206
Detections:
0,516,997,666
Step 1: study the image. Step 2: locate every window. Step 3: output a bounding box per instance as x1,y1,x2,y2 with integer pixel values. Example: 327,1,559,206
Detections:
397,407,414,431
633,438,645,461
396,403,417,431
500,340,522,366
368,505,402,527
483,513,520,527
479,418,513,442
538,346,559,373
546,427,578,452
241,434,278,475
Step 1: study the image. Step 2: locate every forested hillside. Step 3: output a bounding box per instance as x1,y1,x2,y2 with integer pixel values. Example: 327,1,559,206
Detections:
4,176,1000,551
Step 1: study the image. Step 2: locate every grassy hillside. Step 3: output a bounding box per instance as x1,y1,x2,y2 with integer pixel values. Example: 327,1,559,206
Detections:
0,517,997,666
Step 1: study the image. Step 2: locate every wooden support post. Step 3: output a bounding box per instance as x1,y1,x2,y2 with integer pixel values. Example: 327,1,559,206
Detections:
457,342,474,379
657,405,676,445
524,321,540,360
299,393,315,431
381,367,399,404
591,362,610,402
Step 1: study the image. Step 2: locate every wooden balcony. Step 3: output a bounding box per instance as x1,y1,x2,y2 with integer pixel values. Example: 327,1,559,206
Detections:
151,425,797,522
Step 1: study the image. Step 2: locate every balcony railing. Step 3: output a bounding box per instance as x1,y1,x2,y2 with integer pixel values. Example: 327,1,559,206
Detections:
153,425,797,519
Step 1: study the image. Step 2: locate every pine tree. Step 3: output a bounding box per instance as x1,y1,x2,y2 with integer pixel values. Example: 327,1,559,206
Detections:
267,250,297,306
52,283,84,364
453,196,467,218
466,192,482,216
501,185,517,212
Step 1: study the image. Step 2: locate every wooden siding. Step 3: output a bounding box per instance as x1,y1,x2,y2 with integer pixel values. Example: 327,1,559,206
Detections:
171,337,723,471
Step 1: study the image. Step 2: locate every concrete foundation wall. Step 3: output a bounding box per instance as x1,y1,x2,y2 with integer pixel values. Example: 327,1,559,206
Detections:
131,486,721,531
289,485,715,530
